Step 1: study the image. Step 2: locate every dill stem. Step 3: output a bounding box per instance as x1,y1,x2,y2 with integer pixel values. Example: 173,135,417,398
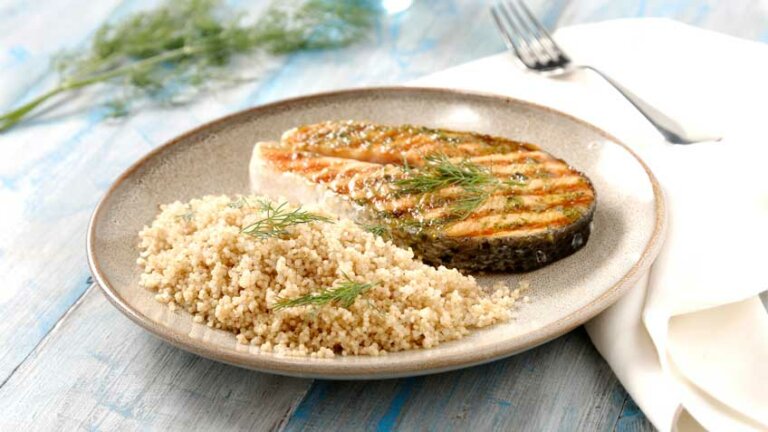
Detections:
0,87,66,131
0,44,205,132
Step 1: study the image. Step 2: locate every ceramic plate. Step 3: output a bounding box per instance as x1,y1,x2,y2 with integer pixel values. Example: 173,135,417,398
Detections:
87,87,666,379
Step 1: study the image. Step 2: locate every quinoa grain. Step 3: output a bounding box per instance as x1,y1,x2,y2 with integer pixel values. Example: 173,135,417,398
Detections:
137,195,520,357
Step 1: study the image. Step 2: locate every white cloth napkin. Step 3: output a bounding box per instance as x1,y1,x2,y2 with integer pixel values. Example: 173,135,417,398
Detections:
412,19,768,432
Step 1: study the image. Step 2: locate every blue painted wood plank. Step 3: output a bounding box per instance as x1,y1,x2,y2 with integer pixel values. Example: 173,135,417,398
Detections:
0,0,516,388
0,0,765,431
284,329,635,431
0,287,313,430
0,0,151,384
242,0,573,105
615,396,656,432
245,0,506,105
0,0,142,108
557,0,768,42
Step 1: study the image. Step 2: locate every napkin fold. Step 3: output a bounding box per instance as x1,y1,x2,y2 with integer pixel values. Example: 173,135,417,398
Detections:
413,19,768,432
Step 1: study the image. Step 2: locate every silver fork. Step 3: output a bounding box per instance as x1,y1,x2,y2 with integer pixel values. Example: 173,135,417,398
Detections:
490,0,719,144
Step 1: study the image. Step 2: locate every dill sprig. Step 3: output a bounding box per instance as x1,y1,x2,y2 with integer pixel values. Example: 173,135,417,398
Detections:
273,274,378,310
0,0,378,132
360,222,391,238
241,200,333,239
391,154,534,221
227,196,251,209
393,154,502,220
393,154,497,196
450,189,491,219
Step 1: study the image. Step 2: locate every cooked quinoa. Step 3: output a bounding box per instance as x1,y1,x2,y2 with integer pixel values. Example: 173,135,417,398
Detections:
137,195,521,357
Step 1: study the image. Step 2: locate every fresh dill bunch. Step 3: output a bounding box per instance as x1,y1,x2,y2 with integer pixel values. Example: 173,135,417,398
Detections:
273,274,378,310
241,199,333,239
254,0,378,54
393,154,497,196
0,0,378,132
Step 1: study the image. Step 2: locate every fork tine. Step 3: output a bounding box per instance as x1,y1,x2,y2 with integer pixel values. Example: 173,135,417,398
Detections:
515,0,570,62
490,7,526,65
490,8,520,57
502,0,552,65
491,3,536,68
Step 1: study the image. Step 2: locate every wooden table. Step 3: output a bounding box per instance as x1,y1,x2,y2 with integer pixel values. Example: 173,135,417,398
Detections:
1,1,765,430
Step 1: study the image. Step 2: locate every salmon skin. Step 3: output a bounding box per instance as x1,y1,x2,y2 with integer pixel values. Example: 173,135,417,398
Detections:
250,120,596,272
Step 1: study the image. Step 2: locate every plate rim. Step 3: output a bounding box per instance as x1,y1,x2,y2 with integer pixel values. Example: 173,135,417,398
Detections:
86,86,667,379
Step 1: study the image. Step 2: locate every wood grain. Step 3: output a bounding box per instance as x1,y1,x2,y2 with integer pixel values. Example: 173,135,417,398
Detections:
0,0,514,386
615,397,656,432
558,0,768,42
0,0,765,430
0,0,567,389
0,286,312,430
283,329,629,431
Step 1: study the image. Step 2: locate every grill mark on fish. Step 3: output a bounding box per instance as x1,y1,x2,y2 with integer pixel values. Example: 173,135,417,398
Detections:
328,177,590,204
418,196,594,222
251,121,596,272
447,211,574,237
259,144,592,222
262,147,573,190
282,121,541,164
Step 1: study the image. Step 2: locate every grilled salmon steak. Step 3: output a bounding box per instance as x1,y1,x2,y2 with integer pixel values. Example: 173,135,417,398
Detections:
250,120,596,272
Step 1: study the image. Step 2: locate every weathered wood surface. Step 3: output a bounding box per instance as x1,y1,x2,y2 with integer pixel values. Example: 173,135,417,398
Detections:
557,0,768,42
284,328,637,431
0,284,649,431
0,286,312,431
0,0,764,430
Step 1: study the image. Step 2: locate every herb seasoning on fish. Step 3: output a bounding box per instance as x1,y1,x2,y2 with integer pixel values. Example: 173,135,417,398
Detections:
392,153,531,221
250,120,597,272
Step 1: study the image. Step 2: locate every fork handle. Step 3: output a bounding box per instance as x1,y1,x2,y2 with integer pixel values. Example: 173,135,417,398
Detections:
581,66,720,144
